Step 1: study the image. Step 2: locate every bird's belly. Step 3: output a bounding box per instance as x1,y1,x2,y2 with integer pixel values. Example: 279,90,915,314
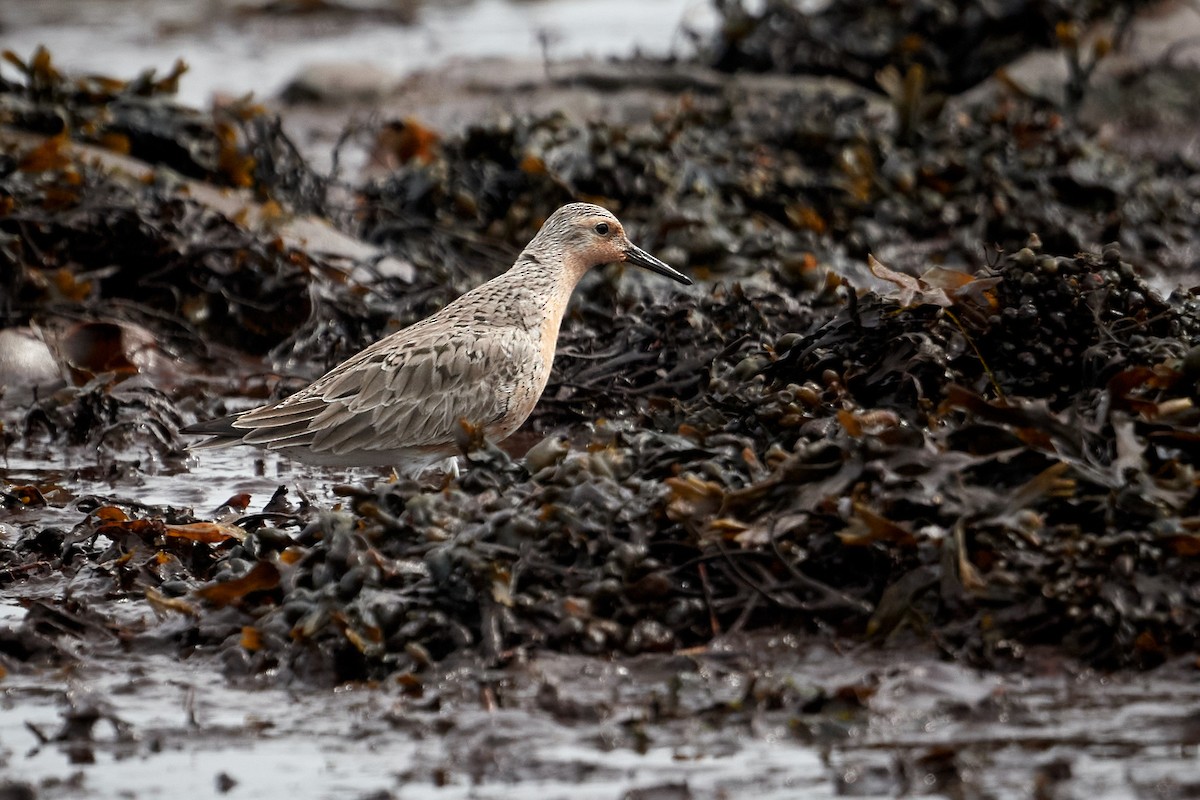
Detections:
273,441,455,472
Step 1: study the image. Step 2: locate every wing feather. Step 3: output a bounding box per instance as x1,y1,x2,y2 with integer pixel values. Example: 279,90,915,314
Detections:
222,327,541,456
261,428,317,448
351,362,390,411
272,326,540,455
310,408,377,454
234,397,327,428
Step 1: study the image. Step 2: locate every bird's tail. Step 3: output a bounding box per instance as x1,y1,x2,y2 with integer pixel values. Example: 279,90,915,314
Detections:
180,413,244,452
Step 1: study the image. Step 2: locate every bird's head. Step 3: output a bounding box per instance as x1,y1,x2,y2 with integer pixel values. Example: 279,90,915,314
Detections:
530,203,692,285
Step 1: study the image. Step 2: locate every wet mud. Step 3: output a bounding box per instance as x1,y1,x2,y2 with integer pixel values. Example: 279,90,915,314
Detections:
3,1,1200,797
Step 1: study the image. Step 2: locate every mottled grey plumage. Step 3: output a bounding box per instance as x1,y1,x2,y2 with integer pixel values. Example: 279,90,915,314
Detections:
184,203,692,472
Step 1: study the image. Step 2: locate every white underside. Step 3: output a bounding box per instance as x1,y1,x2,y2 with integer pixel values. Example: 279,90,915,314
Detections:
271,447,460,476
190,438,459,476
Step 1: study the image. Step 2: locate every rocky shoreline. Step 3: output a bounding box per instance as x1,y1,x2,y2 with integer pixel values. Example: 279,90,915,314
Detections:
2,2,1200,796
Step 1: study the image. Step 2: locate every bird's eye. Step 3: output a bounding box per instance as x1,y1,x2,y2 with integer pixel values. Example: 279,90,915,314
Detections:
594,222,610,236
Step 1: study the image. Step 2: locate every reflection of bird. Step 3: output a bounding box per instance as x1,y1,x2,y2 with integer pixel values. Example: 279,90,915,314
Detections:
184,203,692,473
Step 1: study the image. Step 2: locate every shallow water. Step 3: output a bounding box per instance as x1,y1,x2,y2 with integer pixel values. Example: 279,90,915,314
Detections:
0,0,717,107
3,635,1199,799
1,444,358,530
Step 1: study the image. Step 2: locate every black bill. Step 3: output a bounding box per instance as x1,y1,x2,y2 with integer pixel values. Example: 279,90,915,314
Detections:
625,243,693,285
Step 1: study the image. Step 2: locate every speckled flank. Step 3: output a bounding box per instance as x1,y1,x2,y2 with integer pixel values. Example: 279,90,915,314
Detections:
184,203,692,472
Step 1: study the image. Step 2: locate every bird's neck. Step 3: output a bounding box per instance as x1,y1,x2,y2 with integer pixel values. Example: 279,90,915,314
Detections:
516,242,590,284
511,246,589,312
505,248,586,369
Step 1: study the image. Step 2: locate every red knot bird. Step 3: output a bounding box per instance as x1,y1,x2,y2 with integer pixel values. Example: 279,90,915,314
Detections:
183,203,692,473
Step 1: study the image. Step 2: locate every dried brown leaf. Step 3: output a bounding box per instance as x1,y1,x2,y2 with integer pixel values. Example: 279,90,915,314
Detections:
145,587,199,617
839,502,917,547
665,473,725,523
196,561,280,607
166,522,247,544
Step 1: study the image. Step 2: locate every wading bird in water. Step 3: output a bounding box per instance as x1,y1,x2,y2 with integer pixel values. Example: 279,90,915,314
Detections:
184,203,692,473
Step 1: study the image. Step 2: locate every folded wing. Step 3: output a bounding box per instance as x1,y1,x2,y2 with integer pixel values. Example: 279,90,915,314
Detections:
230,327,536,457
